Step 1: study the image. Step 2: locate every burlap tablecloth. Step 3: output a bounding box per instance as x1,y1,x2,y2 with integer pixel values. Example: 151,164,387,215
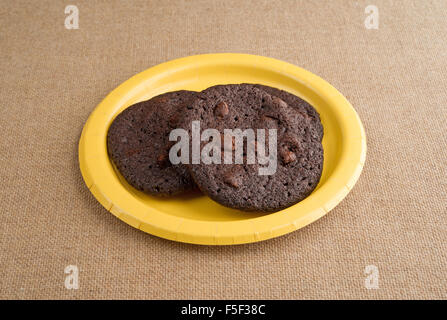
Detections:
0,0,446,299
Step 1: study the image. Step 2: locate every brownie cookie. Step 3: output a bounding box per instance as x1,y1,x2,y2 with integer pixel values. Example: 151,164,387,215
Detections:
107,90,198,196
253,84,324,141
180,84,323,212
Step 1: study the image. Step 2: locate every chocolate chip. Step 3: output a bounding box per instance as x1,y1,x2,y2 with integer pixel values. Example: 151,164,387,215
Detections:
280,149,297,164
223,167,243,188
155,96,169,104
214,101,229,118
272,97,288,109
259,115,279,129
125,148,141,157
156,153,170,168
168,113,180,127
281,134,301,151
224,175,239,188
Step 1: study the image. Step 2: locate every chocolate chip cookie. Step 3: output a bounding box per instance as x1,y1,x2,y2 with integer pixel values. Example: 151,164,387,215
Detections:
180,84,324,212
107,90,198,196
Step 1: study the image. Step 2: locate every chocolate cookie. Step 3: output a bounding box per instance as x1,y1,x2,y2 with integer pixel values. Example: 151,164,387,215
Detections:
179,84,324,212
107,90,198,196
253,84,324,141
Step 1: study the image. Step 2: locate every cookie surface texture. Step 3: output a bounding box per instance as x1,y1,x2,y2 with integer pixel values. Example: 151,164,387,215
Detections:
107,90,198,196
253,84,323,141
180,84,324,212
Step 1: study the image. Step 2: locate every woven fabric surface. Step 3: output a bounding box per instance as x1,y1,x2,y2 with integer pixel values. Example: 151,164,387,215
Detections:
0,0,446,299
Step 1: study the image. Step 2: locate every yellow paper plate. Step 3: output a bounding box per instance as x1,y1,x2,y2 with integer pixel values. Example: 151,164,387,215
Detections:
79,53,366,245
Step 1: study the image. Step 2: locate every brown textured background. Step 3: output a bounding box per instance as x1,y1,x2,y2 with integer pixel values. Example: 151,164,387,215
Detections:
0,0,446,299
